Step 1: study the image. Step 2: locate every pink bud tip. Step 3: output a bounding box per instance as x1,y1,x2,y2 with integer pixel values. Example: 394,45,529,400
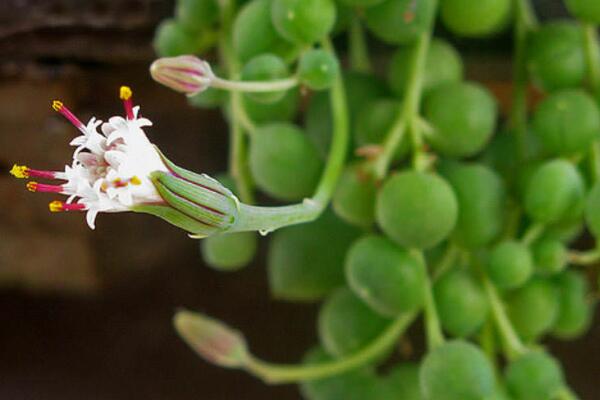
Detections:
150,55,214,95
173,310,248,368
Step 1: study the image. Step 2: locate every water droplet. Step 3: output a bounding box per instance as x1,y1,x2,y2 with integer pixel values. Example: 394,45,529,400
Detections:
259,228,273,237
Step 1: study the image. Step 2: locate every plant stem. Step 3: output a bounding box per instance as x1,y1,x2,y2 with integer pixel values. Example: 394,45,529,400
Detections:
231,90,257,135
556,387,580,400
349,14,371,73
243,312,417,384
373,27,431,179
211,76,299,92
412,249,445,350
432,241,460,280
509,0,537,160
482,276,527,360
229,39,348,233
479,319,497,365
568,248,600,265
218,1,255,204
582,23,600,183
583,23,600,94
520,222,544,246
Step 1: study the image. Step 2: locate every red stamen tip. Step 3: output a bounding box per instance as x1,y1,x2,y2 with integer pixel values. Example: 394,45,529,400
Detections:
48,201,86,213
49,200,64,212
10,164,29,179
26,182,38,192
52,99,85,131
120,86,134,120
52,100,63,112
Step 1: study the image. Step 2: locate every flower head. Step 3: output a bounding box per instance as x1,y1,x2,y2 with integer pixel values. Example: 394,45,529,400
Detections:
11,86,238,235
150,55,215,95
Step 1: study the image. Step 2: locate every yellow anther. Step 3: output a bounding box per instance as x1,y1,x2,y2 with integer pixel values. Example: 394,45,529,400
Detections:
52,100,63,112
49,201,63,213
130,175,142,185
10,164,29,179
26,182,38,192
120,86,132,100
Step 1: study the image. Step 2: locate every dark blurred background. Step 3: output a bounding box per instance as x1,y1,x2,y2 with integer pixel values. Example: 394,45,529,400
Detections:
0,0,598,399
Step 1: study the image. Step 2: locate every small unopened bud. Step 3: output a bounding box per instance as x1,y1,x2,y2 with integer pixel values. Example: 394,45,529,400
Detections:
174,310,249,368
150,55,215,95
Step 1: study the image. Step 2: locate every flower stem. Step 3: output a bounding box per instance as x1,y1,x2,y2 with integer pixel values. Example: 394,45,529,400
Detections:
349,14,371,73
482,276,526,360
520,222,544,246
219,0,255,204
373,26,432,179
509,0,537,160
242,312,417,384
556,387,581,400
568,248,600,265
582,22,600,183
229,38,348,233
211,76,299,92
583,23,600,94
413,249,445,350
432,241,460,280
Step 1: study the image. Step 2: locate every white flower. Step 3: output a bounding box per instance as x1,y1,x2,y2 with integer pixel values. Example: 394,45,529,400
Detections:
11,86,167,229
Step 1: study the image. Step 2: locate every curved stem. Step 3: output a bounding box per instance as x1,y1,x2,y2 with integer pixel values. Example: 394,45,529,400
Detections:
556,387,580,400
520,222,544,246
349,14,371,73
482,276,526,360
413,249,445,350
583,23,600,94
373,29,431,179
219,0,254,204
582,23,600,183
211,76,299,92
231,90,257,135
432,241,460,280
243,312,416,384
568,248,600,265
509,0,537,159
229,38,348,233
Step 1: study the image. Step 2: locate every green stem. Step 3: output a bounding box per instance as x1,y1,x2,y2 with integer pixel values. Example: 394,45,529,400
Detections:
243,312,417,384
509,0,537,160
582,23,600,182
556,387,580,400
349,14,371,73
231,90,257,135
583,23,600,94
482,276,527,360
568,248,600,265
432,241,460,280
211,76,299,92
373,28,431,179
479,319,497,365
219,3,255,204
413,249,445,350
520,222,544,246
229,38,348,233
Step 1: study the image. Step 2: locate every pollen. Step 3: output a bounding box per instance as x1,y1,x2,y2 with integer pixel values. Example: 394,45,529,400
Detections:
130,175,142,185
52,100,64,112
120,86,133,100
10,164,29,179
49,200,64,213
26,182,38,192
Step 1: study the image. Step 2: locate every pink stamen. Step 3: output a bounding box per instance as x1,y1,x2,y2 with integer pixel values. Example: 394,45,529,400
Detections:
49,201,86,213
27,182,64,193
120,86,134,120
27,168,62,180
52,100,86,133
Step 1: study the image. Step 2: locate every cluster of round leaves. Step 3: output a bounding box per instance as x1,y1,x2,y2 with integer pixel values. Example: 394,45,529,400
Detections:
157,1,600,399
